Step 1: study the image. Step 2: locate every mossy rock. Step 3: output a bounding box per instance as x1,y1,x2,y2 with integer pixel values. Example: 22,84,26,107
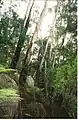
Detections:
0,88,20,118
0,72,19,118
0,73,18,89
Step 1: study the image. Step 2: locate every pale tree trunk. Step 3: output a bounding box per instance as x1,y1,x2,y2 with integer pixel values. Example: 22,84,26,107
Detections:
30,0,48,62
48,0,67,70
39,0,60,71
33,0,48,40
19,0,48,86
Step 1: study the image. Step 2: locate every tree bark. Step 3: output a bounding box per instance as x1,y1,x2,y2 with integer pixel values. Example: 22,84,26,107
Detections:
10,0,34,69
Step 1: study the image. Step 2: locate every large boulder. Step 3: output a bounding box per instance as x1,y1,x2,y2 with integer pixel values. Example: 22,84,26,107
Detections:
0,101,18,118
0,73,19,118
0,73,18,89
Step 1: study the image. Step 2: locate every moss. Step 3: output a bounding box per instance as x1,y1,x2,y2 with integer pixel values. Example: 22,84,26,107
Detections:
0,88,20,103
0,67,16,73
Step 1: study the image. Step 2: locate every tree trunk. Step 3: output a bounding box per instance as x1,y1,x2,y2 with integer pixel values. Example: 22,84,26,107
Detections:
18,0,48,117
39,0,59,71
10,1,34,69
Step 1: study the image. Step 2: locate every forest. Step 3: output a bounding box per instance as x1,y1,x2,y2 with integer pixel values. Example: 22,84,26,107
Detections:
0,0,77,119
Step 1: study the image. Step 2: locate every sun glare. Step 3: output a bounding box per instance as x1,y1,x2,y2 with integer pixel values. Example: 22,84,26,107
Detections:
1,0,57,38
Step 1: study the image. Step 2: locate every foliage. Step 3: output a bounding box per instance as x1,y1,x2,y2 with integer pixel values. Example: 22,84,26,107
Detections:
0,9,23,65
45,0,77,118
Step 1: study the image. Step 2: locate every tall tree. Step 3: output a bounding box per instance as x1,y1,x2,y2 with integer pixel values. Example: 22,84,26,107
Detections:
39,0,59,71
18,1,48,117
19,0,48,85
10,0,34,69
19,0,48,86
